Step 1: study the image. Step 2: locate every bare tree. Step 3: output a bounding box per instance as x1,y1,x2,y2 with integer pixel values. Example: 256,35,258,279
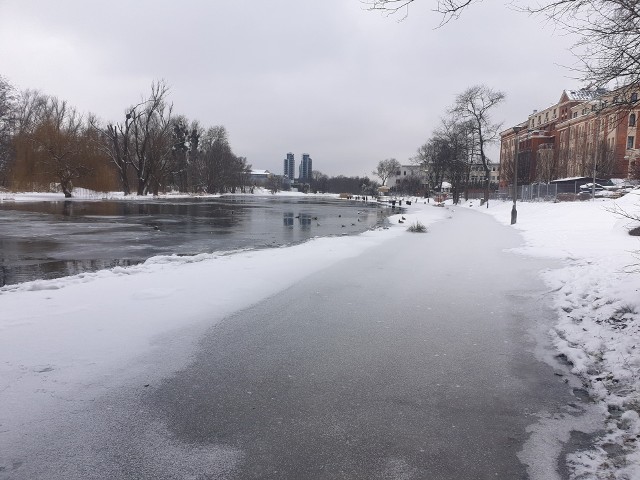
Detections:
414,140,446,193
526,1,640,90
26,97,91,197
368,1,640,93
128,81,174,195
450,85,504,206
265,174,281,194
415,117,473,202
436,117,474,203
373,158,401,185
91,111,134,195
535,147,556,183
594,139,617,177
92,81,173,196
311,170,329,193
169,116,201,193
89,84,169,197
0,76,16,187
195,125,249,194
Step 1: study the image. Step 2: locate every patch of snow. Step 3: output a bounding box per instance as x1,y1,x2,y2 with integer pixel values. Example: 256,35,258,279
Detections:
475,191,640,479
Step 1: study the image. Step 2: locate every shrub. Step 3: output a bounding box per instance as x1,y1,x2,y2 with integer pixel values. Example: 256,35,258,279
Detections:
407,221,427,233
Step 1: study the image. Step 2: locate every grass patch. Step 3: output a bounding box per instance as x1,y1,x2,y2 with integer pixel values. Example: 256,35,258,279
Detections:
407,221,427,233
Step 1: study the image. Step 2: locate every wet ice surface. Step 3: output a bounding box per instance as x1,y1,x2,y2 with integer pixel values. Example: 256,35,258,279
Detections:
142,208,593,479
0,196,390,286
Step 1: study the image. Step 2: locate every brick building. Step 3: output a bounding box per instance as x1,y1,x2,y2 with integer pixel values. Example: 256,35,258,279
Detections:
500,86,639,187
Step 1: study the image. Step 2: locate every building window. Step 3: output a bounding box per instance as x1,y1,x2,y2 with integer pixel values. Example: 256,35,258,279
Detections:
632,93,638,102
573,112,578,118
630,113,636,127
628,136,635,149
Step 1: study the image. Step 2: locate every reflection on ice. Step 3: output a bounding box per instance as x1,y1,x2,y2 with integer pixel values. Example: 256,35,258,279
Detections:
0,196,391,286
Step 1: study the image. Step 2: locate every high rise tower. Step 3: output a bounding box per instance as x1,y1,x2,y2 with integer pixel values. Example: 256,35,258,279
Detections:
284,152,295,180
299,153,312,182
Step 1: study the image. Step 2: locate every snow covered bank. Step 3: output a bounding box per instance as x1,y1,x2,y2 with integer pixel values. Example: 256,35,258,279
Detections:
472,192,640,479
0,187,340,203
0,198,447,461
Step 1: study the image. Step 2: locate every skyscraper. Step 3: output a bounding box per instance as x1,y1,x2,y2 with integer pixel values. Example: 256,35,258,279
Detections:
299,153,312,182
284,152,295,180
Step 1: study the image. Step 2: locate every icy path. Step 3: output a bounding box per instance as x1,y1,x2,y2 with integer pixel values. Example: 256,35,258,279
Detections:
1,206,601,479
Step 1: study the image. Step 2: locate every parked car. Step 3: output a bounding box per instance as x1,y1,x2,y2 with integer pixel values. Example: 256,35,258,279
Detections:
579,183,606,192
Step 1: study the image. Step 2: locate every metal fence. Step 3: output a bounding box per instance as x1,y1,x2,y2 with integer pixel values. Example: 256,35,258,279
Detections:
519,183,558,201
465,187,553,202
497,183,559,202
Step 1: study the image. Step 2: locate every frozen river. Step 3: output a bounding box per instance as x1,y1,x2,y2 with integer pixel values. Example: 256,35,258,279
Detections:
0,196,392,286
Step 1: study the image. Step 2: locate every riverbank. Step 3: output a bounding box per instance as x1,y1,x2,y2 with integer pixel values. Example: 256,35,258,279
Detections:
0,187,341,202
1,189,639,478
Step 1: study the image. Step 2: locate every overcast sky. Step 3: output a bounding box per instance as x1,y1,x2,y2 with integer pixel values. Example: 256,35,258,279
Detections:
0,0,579,177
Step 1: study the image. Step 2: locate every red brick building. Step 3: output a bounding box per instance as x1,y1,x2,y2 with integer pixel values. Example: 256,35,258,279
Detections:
500,86,639,187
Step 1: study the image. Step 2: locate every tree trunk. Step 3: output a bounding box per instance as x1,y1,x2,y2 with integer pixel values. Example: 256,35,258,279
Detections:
60,180,73,198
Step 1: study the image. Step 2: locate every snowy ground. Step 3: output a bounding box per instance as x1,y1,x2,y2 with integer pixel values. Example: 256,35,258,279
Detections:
469,192,640,480
1,188,639,478
0,186,328,203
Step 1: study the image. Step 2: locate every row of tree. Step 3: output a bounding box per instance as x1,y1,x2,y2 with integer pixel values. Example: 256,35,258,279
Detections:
0,77,387,198
310,172,380,196
373,85,504,204
0,78,251,197
367,0,640,200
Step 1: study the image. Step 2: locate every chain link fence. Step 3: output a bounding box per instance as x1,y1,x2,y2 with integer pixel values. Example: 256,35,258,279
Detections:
465,187,555,202
497,183,559,202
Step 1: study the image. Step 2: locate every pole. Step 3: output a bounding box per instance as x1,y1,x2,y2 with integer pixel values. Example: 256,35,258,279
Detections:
592,113,600,201
511,126,522,225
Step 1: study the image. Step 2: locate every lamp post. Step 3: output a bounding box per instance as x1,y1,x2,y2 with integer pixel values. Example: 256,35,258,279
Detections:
511,126,523,225
592,104,604,201
592,122,598,201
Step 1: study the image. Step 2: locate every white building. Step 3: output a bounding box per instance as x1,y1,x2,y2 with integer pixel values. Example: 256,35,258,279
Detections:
389,164,428,190
249,169,272,186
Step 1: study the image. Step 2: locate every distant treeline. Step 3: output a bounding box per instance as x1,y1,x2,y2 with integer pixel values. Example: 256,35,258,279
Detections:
308,173,379,196
0,79,250,196
0,77,381,198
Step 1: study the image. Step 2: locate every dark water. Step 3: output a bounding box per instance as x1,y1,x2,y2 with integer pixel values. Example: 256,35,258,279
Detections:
0,196,393,286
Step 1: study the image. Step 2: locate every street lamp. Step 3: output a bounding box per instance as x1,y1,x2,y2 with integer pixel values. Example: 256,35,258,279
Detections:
511,126,524,225
591,101,605,201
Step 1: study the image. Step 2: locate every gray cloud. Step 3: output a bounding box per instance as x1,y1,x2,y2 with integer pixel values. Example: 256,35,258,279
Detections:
0,0,577,176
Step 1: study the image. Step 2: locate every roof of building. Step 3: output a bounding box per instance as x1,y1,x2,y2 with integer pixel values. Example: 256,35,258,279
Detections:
563,89,604,102
250,169,271,176
549,176,606,184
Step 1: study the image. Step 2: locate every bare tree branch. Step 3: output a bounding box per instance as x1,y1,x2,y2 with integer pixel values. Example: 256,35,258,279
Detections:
363,0,479,24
